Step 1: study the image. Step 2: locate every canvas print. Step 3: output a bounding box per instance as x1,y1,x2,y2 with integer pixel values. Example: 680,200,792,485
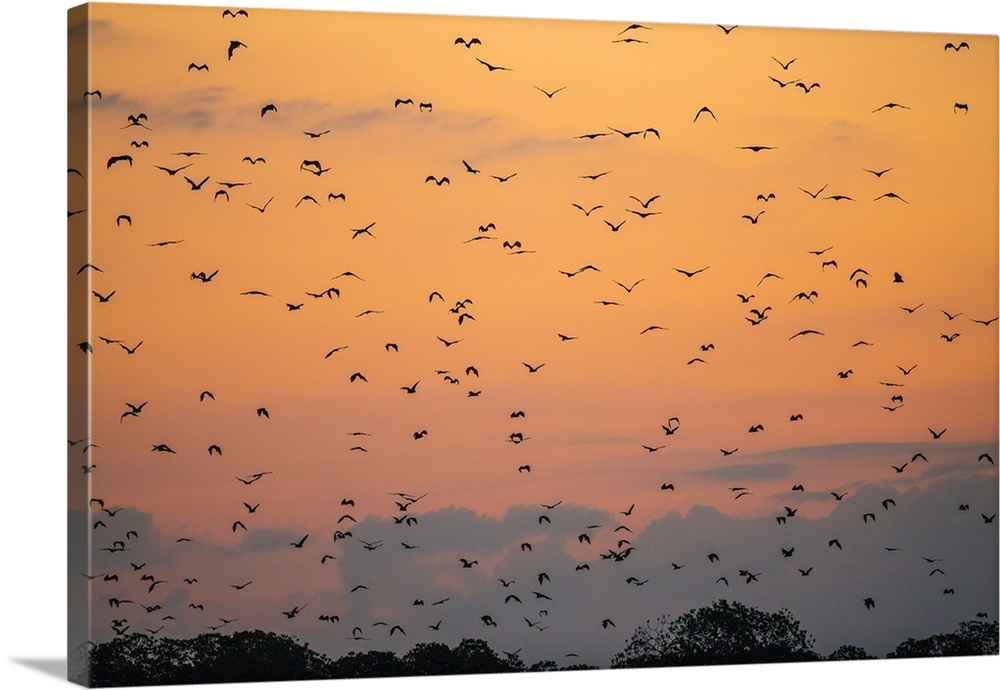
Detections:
67,3,999,686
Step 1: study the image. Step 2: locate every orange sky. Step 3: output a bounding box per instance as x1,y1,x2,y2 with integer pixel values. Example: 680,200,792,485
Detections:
68,2,998,667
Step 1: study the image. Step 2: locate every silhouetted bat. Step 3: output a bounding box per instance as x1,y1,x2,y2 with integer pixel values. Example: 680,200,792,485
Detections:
872,102,910,112
673,266,710,277
476,57,511,71
228,40,247,59
534,86,566,98
693,106,717,122
246,197,273,213
107,155,133,168
154,163,192,176
875,192,908,203
609,126,659,139
769,76,799,88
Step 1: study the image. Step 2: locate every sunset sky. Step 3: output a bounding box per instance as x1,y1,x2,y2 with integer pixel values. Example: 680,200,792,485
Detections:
60,0,997,680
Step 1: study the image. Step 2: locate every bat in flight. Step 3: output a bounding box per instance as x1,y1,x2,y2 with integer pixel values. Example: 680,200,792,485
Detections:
534,85,566,98
107,155,133,168
476,57,511,71
228,40,247,60
154,163,192,176
608,126,659,139
769,76,799,88
673,266,710,278
571,203,603,216
618,23,651,35
872,102,910,112
693,106,717,122
246,197,274,214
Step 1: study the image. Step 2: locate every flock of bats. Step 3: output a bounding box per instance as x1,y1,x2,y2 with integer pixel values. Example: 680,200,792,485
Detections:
70,7,997,665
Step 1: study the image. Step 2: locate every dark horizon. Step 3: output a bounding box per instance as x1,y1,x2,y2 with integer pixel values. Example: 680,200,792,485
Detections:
70,607,999,686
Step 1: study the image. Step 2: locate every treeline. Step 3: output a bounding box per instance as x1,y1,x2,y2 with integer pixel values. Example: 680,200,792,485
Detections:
72,601,998,686
72,632,594,686
609,599,997,667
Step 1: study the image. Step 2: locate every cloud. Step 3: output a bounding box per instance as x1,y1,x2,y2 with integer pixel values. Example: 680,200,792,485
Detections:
687,462,795,482
223,526,314,553
76,468,997,667
166,108,216,130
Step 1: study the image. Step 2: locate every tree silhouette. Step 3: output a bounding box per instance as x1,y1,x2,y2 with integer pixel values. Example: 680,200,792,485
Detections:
184,630,333,683
83,633,175,686
887,619,998,658
72,616,998,685
612,599,819,667
82,631,333,686
452,638,525,673
825,644,877,661
403,642,456,675
329,649,405,678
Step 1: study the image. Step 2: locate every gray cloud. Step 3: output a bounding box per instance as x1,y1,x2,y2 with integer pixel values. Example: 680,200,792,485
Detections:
77,468,998,667
686,462,796,482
